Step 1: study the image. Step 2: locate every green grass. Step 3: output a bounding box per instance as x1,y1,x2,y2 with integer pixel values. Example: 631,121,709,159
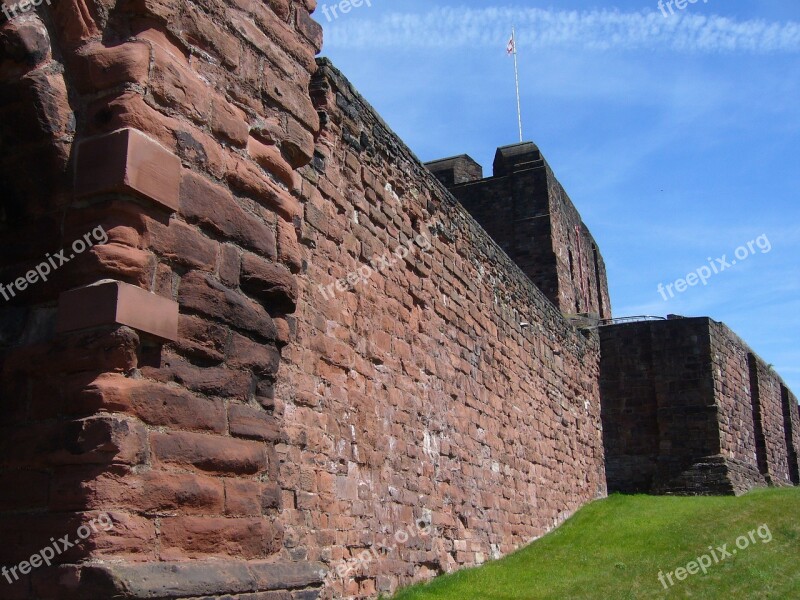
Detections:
392,488,800,599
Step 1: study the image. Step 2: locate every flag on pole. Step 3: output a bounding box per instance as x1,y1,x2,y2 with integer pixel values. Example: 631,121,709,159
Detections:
506,35,515,55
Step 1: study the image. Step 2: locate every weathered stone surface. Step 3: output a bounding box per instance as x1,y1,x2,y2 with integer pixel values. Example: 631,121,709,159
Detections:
151,430,267,475
180,170,277,258
29,560,324,599
145,216,219,271
74,561,257,598
0,3,795,600
600,317,797,495
1,416,148,469
179,271,277,341
50,466,226,513
241,252,298,313
225,152,303,221
77,373,227,432
144,352,254,400
229,403,283,442
70,41,151,93
247,136,295,187
213,105,250,149
160,516,277,560
173,314,229,362
226,332,282,376
250,561,327,590
0,1,318,598
276,217,303,273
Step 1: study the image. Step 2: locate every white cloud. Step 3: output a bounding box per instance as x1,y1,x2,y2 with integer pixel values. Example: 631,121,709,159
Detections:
325,7,800,54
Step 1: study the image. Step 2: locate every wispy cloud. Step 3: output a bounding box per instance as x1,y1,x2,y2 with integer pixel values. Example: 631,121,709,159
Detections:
325,7,800,54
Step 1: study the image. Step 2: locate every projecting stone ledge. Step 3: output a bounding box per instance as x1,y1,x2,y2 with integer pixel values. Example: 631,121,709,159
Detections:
31,560,327,599
74,128,181,212
56,280,179,342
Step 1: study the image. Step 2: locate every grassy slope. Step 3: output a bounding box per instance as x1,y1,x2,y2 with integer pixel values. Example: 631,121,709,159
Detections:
392,488,800,599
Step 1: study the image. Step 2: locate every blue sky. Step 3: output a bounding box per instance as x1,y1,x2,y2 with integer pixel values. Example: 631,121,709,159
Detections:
319,0,800,393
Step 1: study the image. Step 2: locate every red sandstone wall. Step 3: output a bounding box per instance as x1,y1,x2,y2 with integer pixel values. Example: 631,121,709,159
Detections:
710,322,762,474
600,318,799,496
0,0,328,597
752,362,792,485
786,387,800,484
710,321,795,488
0,2,607,598
545,170,611,320
278,60,607,600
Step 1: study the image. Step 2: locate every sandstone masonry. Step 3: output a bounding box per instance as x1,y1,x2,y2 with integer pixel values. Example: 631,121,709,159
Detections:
280,60,607,599
427,146,612,320
0,1,796,599
0,0,326,597
600,317,800,496
0,2,607,598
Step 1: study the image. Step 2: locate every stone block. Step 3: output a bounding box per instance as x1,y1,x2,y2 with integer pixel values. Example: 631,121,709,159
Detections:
56,280,179,342
75,128,181,212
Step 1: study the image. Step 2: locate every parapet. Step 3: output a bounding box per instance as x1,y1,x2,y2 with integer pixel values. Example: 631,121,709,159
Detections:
425,154,484,186
493,142,543,177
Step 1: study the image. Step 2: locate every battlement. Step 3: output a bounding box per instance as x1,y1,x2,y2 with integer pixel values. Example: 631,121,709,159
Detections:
426,154,484,186
493,141,544,176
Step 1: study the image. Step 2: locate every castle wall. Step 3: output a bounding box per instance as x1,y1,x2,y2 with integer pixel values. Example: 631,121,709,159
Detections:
598,322,660,493
280,60,607,599
709,321,770,491
0,0,795,597
785,387,800,485
545,168,611,320
436,148,611,320
709,321,796,486
0,2,608,598
601,317,798,496
0,0,328,597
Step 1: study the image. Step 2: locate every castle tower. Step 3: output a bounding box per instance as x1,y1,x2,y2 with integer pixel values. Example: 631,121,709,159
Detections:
427,143,612,320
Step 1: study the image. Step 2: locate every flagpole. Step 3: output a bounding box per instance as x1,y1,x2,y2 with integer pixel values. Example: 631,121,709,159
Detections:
512,26,523,143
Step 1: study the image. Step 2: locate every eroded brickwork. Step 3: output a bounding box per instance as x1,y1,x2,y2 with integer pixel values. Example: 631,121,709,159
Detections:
0,0,796,598
745,354,792,485
0,2,608,597
709,322,796,488
785,386,800,485
278,61,607,599
0,0,326,597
